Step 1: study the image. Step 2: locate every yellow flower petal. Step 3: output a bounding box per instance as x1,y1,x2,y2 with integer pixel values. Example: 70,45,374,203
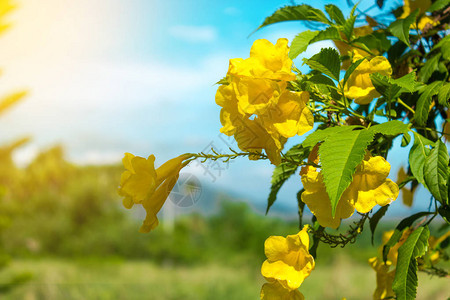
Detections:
261,226,315,290
260,281,304,300
343,55,392,104
369,257,396,300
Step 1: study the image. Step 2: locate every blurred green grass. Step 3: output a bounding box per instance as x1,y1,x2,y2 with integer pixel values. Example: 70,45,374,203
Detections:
1,257,448,300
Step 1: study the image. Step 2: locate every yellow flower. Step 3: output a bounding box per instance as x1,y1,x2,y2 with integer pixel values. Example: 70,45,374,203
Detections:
334,26,374,70
228,38,296,81
260,281,304,300
261,226,315,290
233,77,286,115
118,153,191,233
342,53,392,105
301,153,399,229
262,91,314,138
369,257,396,300
234,117,286,165
215,38,313,165
400,0,431,19
415,16,439,30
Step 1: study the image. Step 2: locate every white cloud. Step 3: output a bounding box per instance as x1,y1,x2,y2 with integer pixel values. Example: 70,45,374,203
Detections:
168,25,217,43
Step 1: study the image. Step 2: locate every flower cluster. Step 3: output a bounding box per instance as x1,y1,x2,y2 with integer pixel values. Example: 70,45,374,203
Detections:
301,150,399,229
216,38,314,165
260,226,314,299
118,153,191,232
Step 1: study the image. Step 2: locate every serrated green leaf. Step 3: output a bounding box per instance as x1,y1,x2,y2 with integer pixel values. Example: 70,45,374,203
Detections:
409,132,434,187
438,82,450,107
415,81,443,126
393,72,418,93
424,140,449,205
370,73,403,100
304,48,341,81
342,58,365,88
369,120,409,136
388,9,419,46
382,212,433,262
427,0,450,12
289,31,320,59
392,226,430,300
302,126,360,148
310,26,341,44
319,129,376,216
325,4,345,25
266,145,308,214
370,205,389,245
256,4,331,31
419,54,442,83
342,15,356,40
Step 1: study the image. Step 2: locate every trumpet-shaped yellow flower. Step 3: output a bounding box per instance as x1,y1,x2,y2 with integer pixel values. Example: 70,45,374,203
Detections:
261,226,315,291
118,153,191,233
301,153,399,229
234,117,286,165
343,53,392,105
369,257,396,300
228,38,296,81
260,281,304,300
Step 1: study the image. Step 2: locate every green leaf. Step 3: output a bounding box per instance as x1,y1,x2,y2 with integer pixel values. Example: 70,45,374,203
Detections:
415,81,443,126
401,132,412,147
266,145,308,214
388,9,419,46
382,212,433,262
342,15,356,40
438,82,450,107
289,31,320,59
310,26,341,44
304,48,341,81
319,129,376,216
369,120,409,136
393,72,418,93
370,205,389,245
370,73,402,100
370,73,417,101
419,54,442,83
302,125,361,149
427,0,450,12
392,226,430,300
342,58,365,88
256,4,331,31
325,4,345,25
424,139,449,205
409,132,434,187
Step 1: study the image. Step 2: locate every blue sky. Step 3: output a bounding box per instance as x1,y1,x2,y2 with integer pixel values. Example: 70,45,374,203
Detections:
0,0,432,216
